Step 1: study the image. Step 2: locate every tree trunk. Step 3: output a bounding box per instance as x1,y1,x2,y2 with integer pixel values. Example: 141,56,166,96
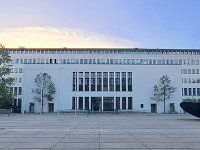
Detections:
164,100,165,113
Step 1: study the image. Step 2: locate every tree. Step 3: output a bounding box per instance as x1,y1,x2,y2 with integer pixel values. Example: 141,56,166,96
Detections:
0,46,14,106
32,72,56,112
150,75,177,113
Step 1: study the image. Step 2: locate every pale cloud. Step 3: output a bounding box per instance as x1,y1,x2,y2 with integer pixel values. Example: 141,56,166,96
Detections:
0,27,141,48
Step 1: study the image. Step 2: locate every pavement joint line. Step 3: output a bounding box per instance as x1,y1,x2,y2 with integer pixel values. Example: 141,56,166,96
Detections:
3,128,200,132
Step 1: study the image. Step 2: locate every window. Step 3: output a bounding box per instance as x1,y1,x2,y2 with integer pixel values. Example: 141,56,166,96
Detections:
119,59,122,64
76,59,79,64
127,59,131,64
109,72,114,91
18,87,22,95
101,59,105,64
24,59,27,64
170,59,173,64
89,59,92,64
192,69,195,74
115,72,120,91
191,60,195,65
188,78,191,83
110,59,113,64
197,88,200,95
192,78,196,83
184,88,187,95
157,59,161,64
183,69,187,74
84,59,87,64
28,59,32,64
103,72,108,91
179,59,182,65
132,59,135,64
15,77,18,82
149,59,152,64
93,59,96,64
128,72,132,91
123,59,127,64
97,72,102,91
115,59,118,64
187,60,190,65
166,60,169,64
91,72,95,91
141,104,144,108
183,59,186,65
63,59,66,64
37,59,40,64
15,59,19,64
184,78,187,83
97,59,100,64
80,59,83,64
128,97,132,109
19,68,23,73
106,59,109,64
174,59,178,64
73,72,77,91
193,88,196,95
20,59,23,64
85,72,89,91
122,97,126,109
122,72,126,91
197,69,199,74
15,68,18,73
197,79,200,83
19,77,22,83
162,59,165,64
188,69,191,74
189,88,192,95
79,72,83,91
196,60,199,65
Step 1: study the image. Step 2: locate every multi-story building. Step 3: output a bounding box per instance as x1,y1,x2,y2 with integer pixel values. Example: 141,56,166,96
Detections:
7,48,200,113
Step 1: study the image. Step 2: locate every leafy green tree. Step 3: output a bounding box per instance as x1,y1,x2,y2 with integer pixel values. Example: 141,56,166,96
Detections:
32,72,56,112
150,75,177,113
0,46,14,106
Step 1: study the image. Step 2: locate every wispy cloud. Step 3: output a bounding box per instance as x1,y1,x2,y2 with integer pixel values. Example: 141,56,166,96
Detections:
0,27,140,48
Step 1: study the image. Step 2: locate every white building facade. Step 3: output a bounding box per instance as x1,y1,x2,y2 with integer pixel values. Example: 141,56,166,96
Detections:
7,48,200,113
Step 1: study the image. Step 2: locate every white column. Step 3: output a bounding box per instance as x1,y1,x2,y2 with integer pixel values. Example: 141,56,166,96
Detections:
89,72,91,91
83,72,85,91
89,97,91,110
126,72,128,91
95,72,97,91
114,96,116,110
102,97,103,111
102,72,103,91
114,72,116,91
83,96,85,110
120,72,122,91
77,97,79,110
108,72,110,91
126,97,128,110
120,97,122,110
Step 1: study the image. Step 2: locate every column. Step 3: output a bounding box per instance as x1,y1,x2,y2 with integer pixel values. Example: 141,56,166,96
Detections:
120,72,122,91
77,72,79,91
83,96,85,110
114,72,116,91
89,72,91,91
101,72,103,91
120,97,122,110
126,72,128,91
83,72,85,91
102,97,103,111
114,96,116,110
89,97,91,110
77,97,79,110
108,72,110,91
126,96,128,110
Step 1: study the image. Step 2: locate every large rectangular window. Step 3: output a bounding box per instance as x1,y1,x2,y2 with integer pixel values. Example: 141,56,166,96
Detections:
91,72,95,91
103,72,108,91
189,88,192,95
85,72,89,91
79,72,83,91
115,72,120,91
197,88,200,95
122,97,126,109
73,72,77,91
116,97,120,110
109,72,114,91
193,88,196,95
79,97,83,110
128,72,132,91
85,97,89,110
184,88,187,95
97,72,102,91
122,72,126,91
128,97,132,109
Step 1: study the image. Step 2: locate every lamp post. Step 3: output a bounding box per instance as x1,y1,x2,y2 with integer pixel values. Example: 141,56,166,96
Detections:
58,68,64,116
40,69,43,115
75,68,77,116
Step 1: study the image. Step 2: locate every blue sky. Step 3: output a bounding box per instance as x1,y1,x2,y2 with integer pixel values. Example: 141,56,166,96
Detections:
0,0,200,48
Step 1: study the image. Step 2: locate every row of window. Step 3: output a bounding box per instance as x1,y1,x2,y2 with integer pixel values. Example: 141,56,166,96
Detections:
14,77,22,83
73,72,132,92
72,97,133,110
182,78,200,83
9,49,200,55
10,68,23,73
181,69,200,74
182,88,200,96
10,87,22,95
11,58,200,65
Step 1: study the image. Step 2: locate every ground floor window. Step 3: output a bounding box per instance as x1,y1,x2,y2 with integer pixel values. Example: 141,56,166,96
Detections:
122,97,126,109
128,97,132,109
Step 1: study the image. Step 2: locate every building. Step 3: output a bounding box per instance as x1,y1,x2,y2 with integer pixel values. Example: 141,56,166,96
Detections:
7,48,200,113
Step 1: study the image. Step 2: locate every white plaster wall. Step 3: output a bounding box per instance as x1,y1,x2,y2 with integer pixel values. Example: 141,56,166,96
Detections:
22,64,181,113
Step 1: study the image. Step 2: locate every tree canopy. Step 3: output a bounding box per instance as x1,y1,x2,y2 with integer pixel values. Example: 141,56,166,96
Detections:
0,47,14,106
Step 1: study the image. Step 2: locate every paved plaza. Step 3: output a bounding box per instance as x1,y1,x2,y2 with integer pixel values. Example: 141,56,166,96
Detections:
0,112,200,149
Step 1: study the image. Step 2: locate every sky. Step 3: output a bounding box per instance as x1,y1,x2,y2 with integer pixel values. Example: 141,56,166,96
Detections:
0,0,200,49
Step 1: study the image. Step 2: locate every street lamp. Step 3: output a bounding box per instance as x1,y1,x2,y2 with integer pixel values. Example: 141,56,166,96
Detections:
40,68,44,115
58,68,64,116
75,68,77,116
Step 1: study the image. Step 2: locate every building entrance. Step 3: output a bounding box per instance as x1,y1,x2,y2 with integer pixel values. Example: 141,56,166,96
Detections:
91,97,102,111
151,104,157,113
